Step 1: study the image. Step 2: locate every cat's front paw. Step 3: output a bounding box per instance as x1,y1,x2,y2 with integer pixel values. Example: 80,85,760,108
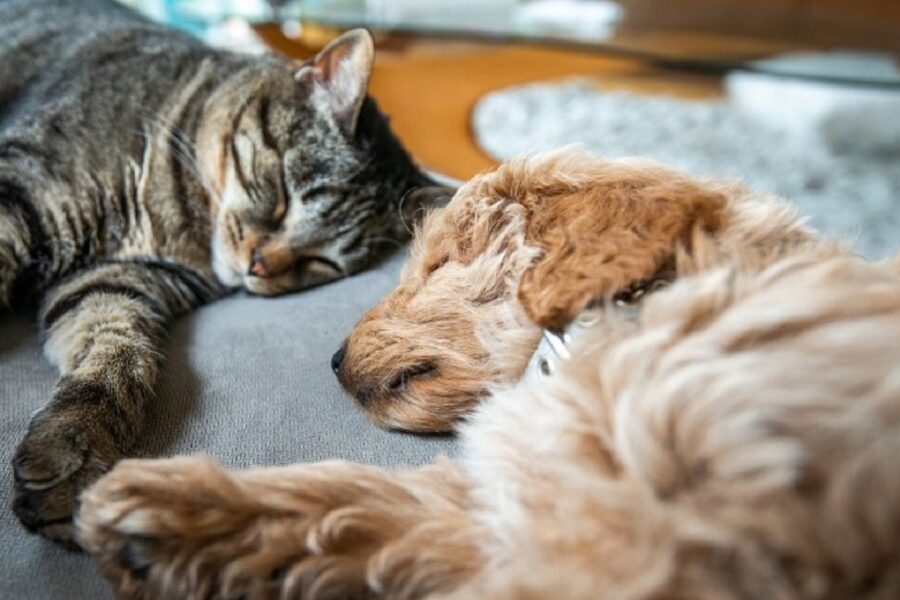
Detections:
12,379,120,549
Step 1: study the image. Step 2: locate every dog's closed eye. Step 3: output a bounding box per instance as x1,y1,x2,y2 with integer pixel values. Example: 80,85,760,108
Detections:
388,362,438,392
612,275,672,307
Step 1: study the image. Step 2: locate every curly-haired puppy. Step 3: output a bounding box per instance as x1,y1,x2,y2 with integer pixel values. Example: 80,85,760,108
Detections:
77,152,900,599
333,151,823,431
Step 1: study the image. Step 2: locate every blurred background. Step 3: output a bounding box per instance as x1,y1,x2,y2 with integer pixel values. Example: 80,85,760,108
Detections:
121,0,900,257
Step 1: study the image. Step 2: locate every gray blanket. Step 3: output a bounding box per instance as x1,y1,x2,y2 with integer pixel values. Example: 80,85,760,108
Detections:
0,250,456,599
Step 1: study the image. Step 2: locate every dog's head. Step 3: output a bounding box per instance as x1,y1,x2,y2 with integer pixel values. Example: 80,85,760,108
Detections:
334,151,727,432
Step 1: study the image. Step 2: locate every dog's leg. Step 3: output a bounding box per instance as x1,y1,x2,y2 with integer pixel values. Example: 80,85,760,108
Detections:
78,455,485,600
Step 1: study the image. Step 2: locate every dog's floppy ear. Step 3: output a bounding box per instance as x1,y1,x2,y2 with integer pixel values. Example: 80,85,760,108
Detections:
517,178,726,330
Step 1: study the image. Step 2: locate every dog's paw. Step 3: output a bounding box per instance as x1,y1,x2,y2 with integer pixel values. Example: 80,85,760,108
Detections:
12,383,119,548
78,457,274,599
78,456,377,600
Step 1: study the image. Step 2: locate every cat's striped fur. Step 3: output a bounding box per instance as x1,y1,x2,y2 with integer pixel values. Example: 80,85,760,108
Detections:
1,0,439,547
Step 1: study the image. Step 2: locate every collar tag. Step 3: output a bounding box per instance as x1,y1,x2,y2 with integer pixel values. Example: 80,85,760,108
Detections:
542,329,571,361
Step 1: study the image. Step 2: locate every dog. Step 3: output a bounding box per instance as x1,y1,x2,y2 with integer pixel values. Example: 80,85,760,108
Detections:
331,150,826,432
77,151,900,599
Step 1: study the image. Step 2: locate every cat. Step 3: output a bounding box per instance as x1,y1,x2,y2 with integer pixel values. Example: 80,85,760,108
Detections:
0,0,444,548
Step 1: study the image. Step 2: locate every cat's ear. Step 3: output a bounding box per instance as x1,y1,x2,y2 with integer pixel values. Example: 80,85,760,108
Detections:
295,29,375,137
402,185,457,224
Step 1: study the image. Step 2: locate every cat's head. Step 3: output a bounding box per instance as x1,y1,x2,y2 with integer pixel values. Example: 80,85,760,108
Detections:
201,29,449,294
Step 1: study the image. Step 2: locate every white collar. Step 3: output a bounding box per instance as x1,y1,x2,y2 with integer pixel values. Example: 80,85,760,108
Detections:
524,275,673,381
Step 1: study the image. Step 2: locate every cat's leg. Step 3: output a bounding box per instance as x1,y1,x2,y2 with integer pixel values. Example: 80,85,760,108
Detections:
79,455,486,600
0,177,43,306
11,259,221,547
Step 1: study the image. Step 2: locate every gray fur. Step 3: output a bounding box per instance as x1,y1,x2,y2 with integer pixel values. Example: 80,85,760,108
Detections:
0,0,434,546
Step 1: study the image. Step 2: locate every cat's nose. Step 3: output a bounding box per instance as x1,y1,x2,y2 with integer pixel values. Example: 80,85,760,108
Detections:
248,249,269,277
248,240,294,278
331,344,347,375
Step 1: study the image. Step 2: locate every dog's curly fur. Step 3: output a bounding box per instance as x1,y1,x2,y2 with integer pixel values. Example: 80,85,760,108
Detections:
77,152,900,599
337,151,823,432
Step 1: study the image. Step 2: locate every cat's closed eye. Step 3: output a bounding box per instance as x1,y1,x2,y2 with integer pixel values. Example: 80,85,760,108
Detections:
301,186,334,204
299,256,343,276
265,179,288,228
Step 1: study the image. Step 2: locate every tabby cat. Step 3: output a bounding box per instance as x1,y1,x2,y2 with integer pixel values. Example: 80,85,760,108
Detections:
0,0,442,547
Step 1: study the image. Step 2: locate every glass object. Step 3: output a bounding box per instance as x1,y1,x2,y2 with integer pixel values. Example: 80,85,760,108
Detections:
124,0,900,88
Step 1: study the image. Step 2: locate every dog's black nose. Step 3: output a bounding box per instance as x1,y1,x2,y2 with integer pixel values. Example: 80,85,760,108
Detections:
331,345,346,375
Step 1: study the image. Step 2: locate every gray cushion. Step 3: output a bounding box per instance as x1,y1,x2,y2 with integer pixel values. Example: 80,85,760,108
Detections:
0,250,456,599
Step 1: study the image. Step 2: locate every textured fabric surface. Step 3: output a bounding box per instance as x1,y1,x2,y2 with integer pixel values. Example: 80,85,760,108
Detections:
0,250,455,599
473,80,900,259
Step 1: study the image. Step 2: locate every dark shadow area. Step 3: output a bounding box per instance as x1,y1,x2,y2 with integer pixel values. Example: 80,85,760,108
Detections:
0,309,39,360
132,314,202,458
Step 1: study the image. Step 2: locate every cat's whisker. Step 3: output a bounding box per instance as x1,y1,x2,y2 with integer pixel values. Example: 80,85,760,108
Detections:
135,124,206,195
166,140,203,179
135,112,222,206
397,186,419,236
145,116,203,175
363,237,407,250
346,153,377,183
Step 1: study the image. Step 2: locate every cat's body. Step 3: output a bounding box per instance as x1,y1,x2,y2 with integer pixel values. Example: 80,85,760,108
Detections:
0,0,436,546
0,0,222,295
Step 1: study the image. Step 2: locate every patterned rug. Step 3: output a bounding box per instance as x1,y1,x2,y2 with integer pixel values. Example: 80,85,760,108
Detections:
472,79,900,258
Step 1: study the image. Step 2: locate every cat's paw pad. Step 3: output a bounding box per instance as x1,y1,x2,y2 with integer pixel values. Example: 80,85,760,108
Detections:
12,389,118,548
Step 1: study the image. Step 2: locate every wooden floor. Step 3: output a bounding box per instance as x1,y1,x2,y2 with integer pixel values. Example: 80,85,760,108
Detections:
258,29,727,180
368,42,723,180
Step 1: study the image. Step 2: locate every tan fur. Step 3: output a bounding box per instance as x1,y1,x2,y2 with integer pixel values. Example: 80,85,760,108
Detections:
494,155,727,329
81,457,486,600
337,151,827,432
77,153,900,598
79,255,900,600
